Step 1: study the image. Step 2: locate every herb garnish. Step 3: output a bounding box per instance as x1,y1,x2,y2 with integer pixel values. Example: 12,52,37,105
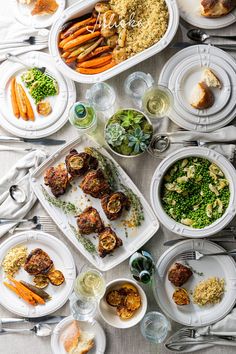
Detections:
121,185,144,227
69,224,97,255
42,186,80,215
185,261,204,276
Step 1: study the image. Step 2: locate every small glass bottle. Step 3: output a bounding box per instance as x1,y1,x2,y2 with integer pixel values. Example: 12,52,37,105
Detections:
69,101,97,134
129,250,155,284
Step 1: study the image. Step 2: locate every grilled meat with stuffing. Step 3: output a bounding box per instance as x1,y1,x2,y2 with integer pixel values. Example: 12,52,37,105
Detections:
77,206,104,235
168,262,193,287
80,169,111,198
101,192,130,220
24,248,53,275
65,149,98,177
98,227,122,258
44,164,69,197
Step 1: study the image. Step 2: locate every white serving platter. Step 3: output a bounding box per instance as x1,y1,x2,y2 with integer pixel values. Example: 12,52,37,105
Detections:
0,231,76,318
49,0,179,83
0,51,76,138
30,135,160,271
177,0,236,29
12,0,66,29
51,316,106,354
159,45,236,131
153,239,236,326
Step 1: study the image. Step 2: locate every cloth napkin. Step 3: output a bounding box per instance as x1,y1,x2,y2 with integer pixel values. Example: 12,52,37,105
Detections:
0,2,48,62
0,149,47,238
153,118,236,161
165,308,236,352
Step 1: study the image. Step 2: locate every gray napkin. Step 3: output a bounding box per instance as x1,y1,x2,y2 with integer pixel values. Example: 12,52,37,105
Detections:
0,149,47,237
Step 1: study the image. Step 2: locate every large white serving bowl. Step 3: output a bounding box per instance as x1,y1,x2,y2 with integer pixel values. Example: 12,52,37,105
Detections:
49,0,179,84
99,278,147,329
150,147,236,238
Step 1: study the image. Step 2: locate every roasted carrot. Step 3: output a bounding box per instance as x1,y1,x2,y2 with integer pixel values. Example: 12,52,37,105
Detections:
78,54,112,68
8,277,45,305
76,60,116,74
74,38,103,60
10,78,20,118
15,82,27,120
77,46,111,63
68,41,96,58
18,84,34,121
59,25,100,48
65,56,77,64
63,31,101,50
4,281,36,306
61,17,97,39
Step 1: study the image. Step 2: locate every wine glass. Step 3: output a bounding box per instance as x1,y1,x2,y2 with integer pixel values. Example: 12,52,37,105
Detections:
70,266,106,322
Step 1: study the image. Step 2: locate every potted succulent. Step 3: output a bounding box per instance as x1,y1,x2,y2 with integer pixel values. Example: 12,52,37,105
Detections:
105,109,153,157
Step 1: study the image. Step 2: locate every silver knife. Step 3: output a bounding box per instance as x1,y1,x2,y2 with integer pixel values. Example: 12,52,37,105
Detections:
171,42,236,51
1,316,66,324
164,236,236,246
0,136,66,146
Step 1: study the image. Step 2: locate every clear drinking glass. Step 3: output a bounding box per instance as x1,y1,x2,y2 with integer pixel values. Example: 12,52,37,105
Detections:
86,82,116,112
142,85,173,119
70,267,106,322
140,311,171,344
124,72,154,107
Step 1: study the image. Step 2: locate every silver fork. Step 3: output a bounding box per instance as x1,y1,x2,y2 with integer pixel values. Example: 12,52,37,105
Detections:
13,223,58,233
0,36,48,47
177,328,236,341
0,215,52,225
179,249,236,261
183,140,236,147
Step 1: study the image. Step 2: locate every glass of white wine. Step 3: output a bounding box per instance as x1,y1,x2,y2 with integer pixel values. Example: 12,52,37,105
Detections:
70,267,106,322
142,85,173,119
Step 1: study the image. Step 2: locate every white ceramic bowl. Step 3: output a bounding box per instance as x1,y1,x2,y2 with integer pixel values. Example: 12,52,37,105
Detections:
150,147,236,238
49,0,179,83
99,278,147,329
104,108,154,158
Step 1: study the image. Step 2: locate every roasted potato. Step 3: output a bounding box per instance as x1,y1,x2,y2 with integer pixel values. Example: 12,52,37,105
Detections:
48,269,65,286
172,288,190,306
117,305,134,320
106,290,123,307
124,292,141,311
33,274,49,289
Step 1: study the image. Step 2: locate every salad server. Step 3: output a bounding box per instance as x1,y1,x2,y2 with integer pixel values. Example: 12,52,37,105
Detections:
0,315,66,325
0,136,66,146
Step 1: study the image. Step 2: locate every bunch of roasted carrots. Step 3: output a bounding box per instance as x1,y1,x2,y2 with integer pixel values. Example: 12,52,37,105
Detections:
4,277,45,306
11,77,34,121
59,16,116,75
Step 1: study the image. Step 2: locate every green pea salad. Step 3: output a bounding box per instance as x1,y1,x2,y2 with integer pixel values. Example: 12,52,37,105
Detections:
161,157,230,229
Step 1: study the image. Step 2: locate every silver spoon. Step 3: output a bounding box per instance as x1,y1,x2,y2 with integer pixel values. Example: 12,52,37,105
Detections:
187,28,236,42
9,185,27,204
0,323,52,336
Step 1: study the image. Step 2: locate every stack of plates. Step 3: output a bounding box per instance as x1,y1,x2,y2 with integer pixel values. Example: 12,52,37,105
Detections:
0,51,76,139
159,45,236,132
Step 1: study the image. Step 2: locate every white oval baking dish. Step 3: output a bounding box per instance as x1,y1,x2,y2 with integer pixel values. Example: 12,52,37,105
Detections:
49,0,179,83
150,147,236,238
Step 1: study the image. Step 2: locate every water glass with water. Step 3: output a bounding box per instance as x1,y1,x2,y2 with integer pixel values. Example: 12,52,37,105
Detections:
141,311,171,344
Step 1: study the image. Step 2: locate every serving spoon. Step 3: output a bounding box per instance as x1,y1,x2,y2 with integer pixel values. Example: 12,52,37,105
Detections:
187,28,236,42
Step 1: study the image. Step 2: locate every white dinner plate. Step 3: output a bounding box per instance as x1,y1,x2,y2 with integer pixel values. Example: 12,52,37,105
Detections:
153,239,236,327
159,45,236,131
51,316,106,354
174,61,231,117
0,231,76,318
12,0,66,28
177,0,236,29
0,51,76,138
30,134,160,272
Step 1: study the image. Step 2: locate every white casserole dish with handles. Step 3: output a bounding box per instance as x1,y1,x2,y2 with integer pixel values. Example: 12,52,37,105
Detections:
49,0,179,84
150,147,236,238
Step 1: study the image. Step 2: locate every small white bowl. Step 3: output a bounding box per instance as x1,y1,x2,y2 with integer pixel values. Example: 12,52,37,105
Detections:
99,278,147,329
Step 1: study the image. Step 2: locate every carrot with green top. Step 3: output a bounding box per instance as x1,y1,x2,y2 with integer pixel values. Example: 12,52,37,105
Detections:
63,31,101,50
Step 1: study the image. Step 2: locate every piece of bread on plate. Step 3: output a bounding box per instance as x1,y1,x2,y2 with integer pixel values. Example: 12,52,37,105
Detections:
31,0,59,16
61,321,81,353
71,331,95,354
201,0,236,17
202,68,222,89
190,82,214,109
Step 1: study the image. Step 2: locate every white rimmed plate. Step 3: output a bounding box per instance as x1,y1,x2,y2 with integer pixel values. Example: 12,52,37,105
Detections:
173,62,231,117
12,0,66,29
30,134,160,271
159,45,236,131
153,239,236,326
150,147,236,238
0,51,76,138
0,231,76,318
177,0,236,29
51,316,106,354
